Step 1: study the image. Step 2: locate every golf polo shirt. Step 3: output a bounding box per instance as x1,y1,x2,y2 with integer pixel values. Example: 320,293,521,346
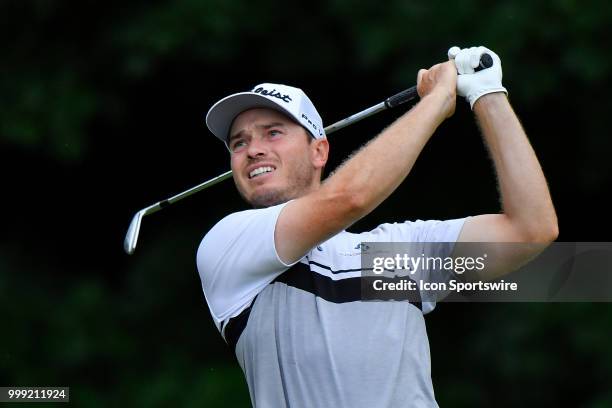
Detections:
197,202,466,407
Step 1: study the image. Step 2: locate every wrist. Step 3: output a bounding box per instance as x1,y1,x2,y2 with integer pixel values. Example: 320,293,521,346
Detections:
421,87,455,120
469,86,508,109
473,91,509,113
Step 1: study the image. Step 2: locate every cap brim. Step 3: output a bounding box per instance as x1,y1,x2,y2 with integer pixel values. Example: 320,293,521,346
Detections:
205,92,299,144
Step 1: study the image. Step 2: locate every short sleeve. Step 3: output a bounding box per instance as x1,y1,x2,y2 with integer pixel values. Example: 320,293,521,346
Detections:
196,202,296,330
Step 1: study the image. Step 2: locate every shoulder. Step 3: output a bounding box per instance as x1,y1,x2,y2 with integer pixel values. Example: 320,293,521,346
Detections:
198,204,289,250
209,205,281,232
196,202,293,280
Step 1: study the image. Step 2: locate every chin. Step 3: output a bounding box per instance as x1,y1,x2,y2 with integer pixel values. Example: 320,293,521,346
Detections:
247,188,292,209
249,193,289,209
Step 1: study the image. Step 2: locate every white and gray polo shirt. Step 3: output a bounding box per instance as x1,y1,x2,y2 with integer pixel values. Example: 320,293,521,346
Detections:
197,202,466,407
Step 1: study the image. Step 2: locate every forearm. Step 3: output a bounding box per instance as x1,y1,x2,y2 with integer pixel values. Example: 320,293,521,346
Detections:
474,93,558,240
322,90,451,215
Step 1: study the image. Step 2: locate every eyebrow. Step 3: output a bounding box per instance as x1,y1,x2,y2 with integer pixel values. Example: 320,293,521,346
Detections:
228,122,287,143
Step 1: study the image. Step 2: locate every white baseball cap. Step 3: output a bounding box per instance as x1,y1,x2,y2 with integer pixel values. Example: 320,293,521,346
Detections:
205,83,326,144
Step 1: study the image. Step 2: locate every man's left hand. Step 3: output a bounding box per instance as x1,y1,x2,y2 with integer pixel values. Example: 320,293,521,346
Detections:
449,46,508,109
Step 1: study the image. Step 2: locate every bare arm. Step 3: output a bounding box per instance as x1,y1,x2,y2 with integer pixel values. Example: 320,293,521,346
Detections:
456,93,559,279
276,62,457,263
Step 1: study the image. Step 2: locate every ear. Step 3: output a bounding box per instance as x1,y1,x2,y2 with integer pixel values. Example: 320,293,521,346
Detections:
310,138,329,170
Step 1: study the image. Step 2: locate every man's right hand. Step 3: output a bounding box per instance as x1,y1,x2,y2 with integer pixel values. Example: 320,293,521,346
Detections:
416,61,457,119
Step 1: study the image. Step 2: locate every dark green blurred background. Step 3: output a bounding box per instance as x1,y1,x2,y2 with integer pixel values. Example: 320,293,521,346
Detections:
1,1,611,406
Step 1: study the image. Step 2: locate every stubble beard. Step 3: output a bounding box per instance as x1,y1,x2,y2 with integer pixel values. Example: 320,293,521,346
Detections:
239,159,317,209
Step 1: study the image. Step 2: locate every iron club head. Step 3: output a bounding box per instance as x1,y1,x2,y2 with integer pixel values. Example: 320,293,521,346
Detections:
124,210,145,255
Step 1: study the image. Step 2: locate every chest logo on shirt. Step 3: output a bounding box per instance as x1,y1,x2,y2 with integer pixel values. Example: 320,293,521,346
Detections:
337,243,371,256
313,243,370,256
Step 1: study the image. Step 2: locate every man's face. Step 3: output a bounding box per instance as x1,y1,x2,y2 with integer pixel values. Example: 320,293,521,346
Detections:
228,108,328,208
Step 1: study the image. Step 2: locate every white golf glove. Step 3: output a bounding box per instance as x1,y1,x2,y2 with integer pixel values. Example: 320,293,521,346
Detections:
448,46,507,109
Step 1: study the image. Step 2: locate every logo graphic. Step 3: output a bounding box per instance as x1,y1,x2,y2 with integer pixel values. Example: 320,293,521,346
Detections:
301,113,320,134
253,87,292,103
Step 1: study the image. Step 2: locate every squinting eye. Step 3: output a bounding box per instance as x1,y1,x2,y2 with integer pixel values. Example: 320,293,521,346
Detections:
231,140,246,151
269,130,281,137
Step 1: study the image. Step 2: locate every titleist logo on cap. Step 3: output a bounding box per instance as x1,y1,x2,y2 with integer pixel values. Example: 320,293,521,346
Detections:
253,87,292,103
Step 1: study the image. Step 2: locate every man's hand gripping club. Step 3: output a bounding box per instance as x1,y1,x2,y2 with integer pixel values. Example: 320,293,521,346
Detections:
448,45,508,109
416,60,458,119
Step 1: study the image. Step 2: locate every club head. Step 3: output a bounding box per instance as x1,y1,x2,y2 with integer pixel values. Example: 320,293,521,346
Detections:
124,210,145,255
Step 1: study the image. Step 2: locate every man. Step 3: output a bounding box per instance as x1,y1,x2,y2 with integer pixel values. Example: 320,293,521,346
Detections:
197,46,558,407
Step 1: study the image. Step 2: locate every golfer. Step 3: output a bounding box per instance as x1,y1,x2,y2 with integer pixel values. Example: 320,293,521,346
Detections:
197,46,558,407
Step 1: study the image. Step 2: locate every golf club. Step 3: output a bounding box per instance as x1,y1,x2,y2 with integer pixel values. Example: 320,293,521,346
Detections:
124,53,493,255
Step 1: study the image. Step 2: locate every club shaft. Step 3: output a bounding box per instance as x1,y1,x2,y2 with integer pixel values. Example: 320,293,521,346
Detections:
323,101,386,134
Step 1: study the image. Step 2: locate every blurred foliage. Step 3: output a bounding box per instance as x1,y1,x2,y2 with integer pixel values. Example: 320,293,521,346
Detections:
1,0,611,406
2,0,611,163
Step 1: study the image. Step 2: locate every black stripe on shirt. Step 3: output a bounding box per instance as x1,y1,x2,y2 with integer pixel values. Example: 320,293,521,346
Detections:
308,260,362,274
274,262,422,310
224,296,258,352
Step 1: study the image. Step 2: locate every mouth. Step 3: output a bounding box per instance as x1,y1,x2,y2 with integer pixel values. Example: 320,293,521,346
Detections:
248,165,276,179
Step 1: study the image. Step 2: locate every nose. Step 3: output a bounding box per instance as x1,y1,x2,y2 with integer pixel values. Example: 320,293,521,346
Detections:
247,135,268,159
